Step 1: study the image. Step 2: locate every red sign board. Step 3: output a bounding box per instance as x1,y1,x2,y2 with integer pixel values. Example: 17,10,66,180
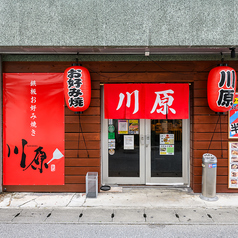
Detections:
3,73,65,185
104,83,189,119
229,93,238,138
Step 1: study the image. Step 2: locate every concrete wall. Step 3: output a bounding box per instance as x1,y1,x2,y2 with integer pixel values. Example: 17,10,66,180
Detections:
0,0,237,48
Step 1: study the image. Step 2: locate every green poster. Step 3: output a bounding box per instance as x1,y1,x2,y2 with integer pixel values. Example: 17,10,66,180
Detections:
108,132,115,139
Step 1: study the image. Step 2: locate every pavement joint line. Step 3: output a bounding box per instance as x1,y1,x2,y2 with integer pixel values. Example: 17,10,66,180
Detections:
19,198,37,208
145,191,152,208
7,193,13,207
81,194,87,207
65,193,76,207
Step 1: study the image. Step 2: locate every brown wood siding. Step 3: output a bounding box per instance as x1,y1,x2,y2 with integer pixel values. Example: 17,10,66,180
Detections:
2,60,238,193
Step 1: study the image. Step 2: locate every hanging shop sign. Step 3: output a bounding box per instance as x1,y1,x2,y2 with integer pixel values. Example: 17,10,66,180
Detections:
207,65,237,113
3,73,65,185
228,93,238,138
104,83,189,119
64,66,91,112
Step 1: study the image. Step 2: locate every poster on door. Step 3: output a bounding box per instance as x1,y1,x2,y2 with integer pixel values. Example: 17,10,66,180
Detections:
118,120,128,134
108,139,116,149
3,73,65,185
160,134,174,144
160,145,174,155
129,120,139,134
124,135,134,150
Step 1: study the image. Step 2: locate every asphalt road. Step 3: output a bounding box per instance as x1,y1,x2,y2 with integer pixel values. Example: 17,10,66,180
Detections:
0,224,237,238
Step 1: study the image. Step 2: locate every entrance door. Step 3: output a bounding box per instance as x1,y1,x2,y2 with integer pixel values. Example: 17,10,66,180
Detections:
102,118,189,185
145,119,189,185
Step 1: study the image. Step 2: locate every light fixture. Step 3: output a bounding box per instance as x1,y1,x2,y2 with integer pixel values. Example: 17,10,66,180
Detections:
229,47,236,58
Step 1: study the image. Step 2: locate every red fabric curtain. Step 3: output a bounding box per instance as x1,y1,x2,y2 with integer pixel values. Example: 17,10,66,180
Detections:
104,83,189,119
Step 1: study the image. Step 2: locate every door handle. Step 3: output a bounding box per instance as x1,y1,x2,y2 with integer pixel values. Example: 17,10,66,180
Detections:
141,135,145,145
146,134,150,147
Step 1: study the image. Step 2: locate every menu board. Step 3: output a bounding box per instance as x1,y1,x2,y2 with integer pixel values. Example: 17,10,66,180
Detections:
228,142,238,188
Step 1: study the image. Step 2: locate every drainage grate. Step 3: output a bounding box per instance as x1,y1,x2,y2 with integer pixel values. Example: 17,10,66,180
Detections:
207,214,212,219
14,213,20,218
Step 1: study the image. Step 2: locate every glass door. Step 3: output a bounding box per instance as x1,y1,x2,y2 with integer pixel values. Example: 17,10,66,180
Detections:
145,119,189,185
108,119,140,177
102,119,145,184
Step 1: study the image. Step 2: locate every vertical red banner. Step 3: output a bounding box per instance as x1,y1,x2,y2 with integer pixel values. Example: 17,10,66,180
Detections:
3,73,65,185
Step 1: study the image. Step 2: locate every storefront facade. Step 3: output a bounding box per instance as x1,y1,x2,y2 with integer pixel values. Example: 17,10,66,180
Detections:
1,0,238,193
1,59,237,193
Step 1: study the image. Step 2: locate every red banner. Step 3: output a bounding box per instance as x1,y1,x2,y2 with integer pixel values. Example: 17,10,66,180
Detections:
3,73,65,185
104,83,189,119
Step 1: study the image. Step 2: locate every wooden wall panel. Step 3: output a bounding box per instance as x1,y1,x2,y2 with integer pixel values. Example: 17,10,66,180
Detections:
193,133,227,140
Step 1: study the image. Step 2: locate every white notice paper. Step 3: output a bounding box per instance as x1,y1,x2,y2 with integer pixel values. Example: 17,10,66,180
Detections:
124,135,134,150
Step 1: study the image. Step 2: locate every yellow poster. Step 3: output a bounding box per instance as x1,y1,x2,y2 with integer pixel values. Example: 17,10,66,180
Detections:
118,120,128,134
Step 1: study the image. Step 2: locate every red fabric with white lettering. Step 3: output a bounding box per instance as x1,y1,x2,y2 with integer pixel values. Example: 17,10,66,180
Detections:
104,83,189,119
3,73,65,185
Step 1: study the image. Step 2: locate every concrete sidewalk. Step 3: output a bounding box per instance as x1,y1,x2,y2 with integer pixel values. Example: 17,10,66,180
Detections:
0,187,238,224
